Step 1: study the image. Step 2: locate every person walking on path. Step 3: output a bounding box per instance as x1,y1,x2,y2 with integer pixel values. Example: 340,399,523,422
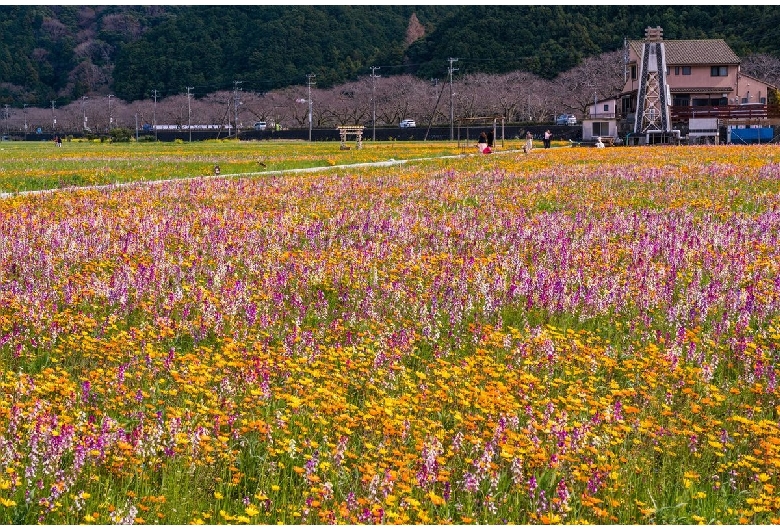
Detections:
544,129,551,149
524,131,533,154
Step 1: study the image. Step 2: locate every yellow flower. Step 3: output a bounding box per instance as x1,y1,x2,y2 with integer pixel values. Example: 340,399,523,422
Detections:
214,492,224,500
428,491,445,506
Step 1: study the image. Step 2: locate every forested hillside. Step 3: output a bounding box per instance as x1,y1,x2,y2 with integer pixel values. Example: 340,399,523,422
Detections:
2,5,780,107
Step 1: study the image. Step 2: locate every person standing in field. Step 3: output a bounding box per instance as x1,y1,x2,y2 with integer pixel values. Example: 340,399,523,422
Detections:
544,129,551,149
524,131,533,154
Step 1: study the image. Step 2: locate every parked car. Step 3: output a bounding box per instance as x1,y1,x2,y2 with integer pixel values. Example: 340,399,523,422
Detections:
254,121,267,130
399,119,416,128
556,114,577,126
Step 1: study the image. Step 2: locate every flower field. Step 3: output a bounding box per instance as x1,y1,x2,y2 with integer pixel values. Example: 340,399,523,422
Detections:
1,143,780,524
0,140,471,194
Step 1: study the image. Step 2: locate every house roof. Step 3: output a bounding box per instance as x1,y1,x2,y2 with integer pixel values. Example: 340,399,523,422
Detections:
628,39,741,65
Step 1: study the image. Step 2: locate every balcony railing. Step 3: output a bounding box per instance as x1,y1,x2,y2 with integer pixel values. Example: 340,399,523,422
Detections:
670,104,780,120
588,112,618,120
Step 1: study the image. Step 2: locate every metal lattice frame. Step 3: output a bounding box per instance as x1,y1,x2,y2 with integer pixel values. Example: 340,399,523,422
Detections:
634,41,671,134
639,71,663,132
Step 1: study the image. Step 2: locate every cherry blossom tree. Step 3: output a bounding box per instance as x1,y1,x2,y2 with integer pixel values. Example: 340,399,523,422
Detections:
740,53,780,88
550,50,625,117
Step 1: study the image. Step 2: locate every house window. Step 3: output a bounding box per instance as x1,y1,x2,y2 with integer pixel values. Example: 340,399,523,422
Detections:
631,65,637,80
592,122,610,137
675,66,680,75
666,67,670,76
603,104,609,112
760,97,767,104
710,66,728,76
693,97,725,106
673,95,690,106
682,66,691,75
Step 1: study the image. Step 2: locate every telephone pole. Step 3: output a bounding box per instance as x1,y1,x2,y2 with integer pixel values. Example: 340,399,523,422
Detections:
107,94,114,132
371,66,380,141
81,96,88,132
152,89,159,141
233,80,243,139
307,73,316,142
186,86,193,142
448,57,458,141
51,100,56,132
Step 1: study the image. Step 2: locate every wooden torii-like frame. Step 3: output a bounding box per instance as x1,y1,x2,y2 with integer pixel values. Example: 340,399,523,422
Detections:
337,125,364,150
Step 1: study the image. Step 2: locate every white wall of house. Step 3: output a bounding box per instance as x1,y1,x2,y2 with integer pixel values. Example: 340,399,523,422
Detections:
581,119,618,141
583,99,619,141
588,99,618,119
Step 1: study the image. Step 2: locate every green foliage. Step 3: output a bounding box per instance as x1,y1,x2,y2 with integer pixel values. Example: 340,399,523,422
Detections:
2,6,780,105
109,127,133,142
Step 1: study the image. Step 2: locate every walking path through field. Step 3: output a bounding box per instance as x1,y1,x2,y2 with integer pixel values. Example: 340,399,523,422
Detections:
0,148,527,200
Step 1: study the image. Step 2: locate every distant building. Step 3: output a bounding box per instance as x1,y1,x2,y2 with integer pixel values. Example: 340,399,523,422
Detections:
583,26,778,144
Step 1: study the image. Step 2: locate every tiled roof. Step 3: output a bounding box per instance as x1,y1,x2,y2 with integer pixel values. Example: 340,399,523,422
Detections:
628,39,741,65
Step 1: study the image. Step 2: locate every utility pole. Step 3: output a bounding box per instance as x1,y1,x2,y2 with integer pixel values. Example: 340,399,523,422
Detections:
152,89,159,142
233,80,243,139
23,104,28,140
81,96,88,132
3,105,8,135
51,100,56,132
448,57,458,141
186,86,193,142
371,66,380,141
307,73,316,142
107,94,114,132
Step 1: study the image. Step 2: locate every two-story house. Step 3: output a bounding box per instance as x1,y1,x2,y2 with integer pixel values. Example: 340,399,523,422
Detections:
582,26,777,144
